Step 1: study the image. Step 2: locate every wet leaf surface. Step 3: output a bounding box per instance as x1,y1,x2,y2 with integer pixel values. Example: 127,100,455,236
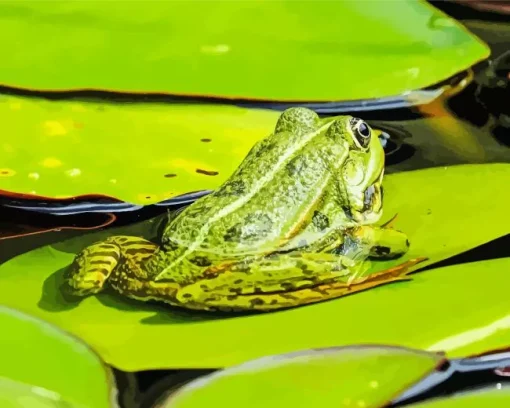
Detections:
0,306,116,408
0,164,508,371
0,1,489,101
0,96,279,204
157,346,444,408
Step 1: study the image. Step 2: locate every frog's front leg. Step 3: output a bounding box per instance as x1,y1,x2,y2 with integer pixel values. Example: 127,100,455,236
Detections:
349,225,410,260
62,236,159,297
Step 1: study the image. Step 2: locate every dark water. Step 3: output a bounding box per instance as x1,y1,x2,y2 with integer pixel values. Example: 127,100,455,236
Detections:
1,2,510,407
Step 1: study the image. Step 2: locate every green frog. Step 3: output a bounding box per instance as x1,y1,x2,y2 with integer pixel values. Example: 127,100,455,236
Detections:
62,107,423,311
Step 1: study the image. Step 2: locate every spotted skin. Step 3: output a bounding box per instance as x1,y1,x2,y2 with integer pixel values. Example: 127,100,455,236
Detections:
62,107,424,312
63,234,424,311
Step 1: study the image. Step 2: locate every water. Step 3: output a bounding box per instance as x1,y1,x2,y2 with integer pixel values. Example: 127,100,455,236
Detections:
1,2,510,407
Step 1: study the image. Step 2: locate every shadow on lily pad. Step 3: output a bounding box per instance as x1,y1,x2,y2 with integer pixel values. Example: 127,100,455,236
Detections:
38,263,232,325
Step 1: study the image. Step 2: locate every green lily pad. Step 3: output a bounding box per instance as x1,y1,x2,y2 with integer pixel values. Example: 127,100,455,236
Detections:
0,306,116,408
0,1,489,101
0,95,279,204
0,164,508,371
409,389,510,407
0,377,86,408
158,346,444,408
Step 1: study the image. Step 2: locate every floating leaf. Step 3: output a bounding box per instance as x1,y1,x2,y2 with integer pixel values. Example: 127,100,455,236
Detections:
0,164,509,371
408,388,510,407
0,1,489,101
0,95,279,204
0,96,390,213
158,346,444,408
0,306,116,408
0,377,86,408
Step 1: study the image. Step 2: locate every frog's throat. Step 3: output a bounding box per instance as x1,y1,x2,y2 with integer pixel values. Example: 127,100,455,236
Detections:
155,121,334,280
353,169,384,225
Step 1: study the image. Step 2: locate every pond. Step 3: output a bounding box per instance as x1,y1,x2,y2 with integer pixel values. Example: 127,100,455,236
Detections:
0,1,509,408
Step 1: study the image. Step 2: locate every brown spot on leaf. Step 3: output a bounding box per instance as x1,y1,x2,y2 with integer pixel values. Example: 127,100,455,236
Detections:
196,169,219,176
201,138,212,142
0,168,15,177
164,173,177,178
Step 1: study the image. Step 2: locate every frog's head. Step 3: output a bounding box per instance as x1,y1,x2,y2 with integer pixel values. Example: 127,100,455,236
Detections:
326,116,385,224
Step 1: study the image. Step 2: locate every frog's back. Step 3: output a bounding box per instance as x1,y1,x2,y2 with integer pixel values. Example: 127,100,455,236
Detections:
164,112,349,257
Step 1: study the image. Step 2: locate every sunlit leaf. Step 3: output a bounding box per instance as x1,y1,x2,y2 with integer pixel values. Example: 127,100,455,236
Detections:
0,95,279,204
408,388,510,407
158,346,443,408
0,306,116,408
0,164,508,371
0,1,489,101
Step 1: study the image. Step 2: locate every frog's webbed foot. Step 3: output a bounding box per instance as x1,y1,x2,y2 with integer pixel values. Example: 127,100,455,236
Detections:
62,236,158,297
349,225,410,260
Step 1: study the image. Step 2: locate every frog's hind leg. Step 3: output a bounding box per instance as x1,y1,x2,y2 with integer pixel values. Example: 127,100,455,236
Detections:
62,236,158,297
175,253,426,311
242,256,427,311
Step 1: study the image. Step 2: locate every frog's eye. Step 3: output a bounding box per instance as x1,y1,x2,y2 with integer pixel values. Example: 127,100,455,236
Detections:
350,118,371,150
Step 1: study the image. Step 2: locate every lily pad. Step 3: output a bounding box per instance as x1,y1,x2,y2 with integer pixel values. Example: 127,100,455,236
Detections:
0,1,489,102
158,346,444,408
0,95,279,205
0,96,391,214
0,377,86,408
0,306,116,408
409,388,510,407
0,164,508,371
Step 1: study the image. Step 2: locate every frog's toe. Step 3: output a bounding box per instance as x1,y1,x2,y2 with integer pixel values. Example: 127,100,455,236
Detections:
275,107,320,134
62,242,121,297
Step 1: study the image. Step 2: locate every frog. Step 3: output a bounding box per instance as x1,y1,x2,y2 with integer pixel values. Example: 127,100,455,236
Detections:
62,107,425,312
